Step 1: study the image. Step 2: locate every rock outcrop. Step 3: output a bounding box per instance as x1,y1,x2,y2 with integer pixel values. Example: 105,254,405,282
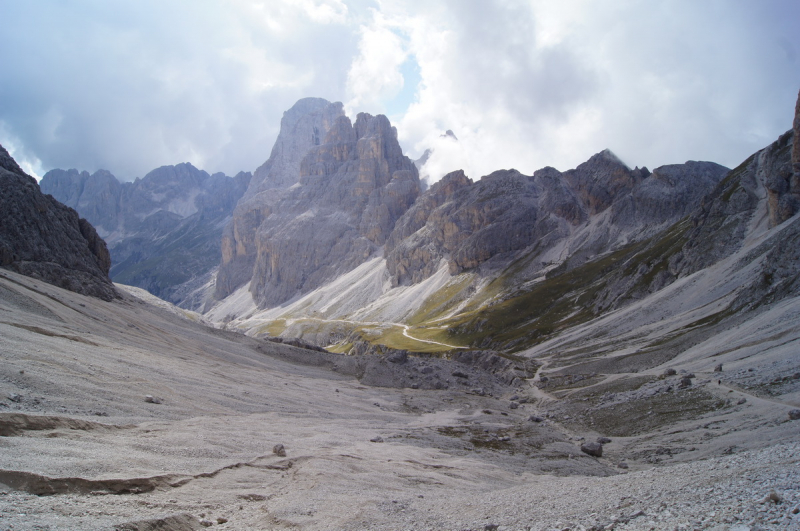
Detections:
0,144,115,300
40,164,250,309
794,88,800,180
763,88,800,227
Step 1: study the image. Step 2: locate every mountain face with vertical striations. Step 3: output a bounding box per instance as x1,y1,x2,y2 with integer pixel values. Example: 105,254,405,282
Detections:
214,98,347,300
0,144,116,300
215,98,420,306
40,164,250,309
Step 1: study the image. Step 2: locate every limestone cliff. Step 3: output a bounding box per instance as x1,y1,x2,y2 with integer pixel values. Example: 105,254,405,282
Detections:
247,111,420,307
763,88,800,227
0,144,116,300
215,99,346,299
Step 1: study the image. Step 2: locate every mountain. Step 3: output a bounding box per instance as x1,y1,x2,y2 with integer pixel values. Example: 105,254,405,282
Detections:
215,98,420,307
1,122,799,530
0,144,115,300
207,100,730,356
385,155,726,288
214,98,347,300
40,163,250,309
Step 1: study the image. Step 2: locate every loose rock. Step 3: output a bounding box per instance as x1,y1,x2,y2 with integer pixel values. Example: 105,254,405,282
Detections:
273,443,286,457
581,442,603,457
766,490,783,504
788,409,800,420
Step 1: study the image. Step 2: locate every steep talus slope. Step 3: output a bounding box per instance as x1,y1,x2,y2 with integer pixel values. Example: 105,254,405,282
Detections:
41,164,250,309
505,127,799,374
0,144,115,300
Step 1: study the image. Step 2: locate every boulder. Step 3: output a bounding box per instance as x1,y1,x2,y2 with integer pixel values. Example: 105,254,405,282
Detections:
580,442,603,457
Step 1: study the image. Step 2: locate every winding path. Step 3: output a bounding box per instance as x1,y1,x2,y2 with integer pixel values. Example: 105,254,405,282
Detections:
279,316,464,350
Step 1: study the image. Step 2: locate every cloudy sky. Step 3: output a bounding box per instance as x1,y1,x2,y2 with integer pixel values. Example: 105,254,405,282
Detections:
1,0,799,184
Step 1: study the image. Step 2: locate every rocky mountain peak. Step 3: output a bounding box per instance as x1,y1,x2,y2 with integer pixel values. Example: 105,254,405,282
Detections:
246,110,419,306
41,163,250,308
563,148,644,215
247,98,345,196
432,169,472,197
215,99,419,306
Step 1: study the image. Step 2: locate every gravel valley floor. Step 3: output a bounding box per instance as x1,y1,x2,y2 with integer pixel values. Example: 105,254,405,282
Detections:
1,269,799,531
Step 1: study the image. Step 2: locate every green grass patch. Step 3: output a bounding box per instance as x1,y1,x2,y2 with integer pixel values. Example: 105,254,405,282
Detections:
326,342,352,354
373,325,455,354
407,275,475,326
587,388,729,437
252,319,288,337
440,244,636,351
622,218,690,292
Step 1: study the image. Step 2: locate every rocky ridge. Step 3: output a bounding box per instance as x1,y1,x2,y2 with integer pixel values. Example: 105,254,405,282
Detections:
0,144,115,300
209,98,728,349
385,153,727,288
209,92,800,371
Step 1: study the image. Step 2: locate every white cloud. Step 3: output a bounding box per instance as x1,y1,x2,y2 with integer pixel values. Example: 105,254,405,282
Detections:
388,0,800,183
0,0,798,185
345,9,409,114
0,121,45,179
0,0,361,180
291,0,349,24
